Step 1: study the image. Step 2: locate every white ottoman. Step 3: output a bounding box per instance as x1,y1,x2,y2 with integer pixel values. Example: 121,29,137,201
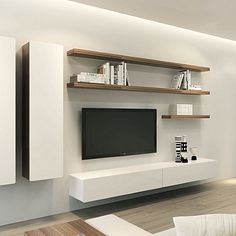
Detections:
154,228,176,236
86,214,152,236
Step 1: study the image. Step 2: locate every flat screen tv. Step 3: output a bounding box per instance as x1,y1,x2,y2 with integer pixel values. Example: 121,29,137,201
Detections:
82,108,157,160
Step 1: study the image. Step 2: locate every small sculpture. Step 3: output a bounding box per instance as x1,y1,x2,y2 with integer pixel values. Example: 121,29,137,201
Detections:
175,135,188,163
190,147,198,160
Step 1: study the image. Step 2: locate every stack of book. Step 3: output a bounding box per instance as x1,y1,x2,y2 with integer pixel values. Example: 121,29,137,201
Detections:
171,70,202,90
70,62,130,86
70,72,105,84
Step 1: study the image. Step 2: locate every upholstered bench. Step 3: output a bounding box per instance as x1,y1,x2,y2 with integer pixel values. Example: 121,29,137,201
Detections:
86,214,176,236
87,214,236,236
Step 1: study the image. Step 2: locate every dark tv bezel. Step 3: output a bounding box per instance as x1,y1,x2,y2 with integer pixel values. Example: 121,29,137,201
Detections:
82,108,157,160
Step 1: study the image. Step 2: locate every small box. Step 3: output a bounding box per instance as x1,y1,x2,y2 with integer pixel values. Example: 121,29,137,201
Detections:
188,104,193,115
169,104,183,115
181,104,189,115
169,104,193,115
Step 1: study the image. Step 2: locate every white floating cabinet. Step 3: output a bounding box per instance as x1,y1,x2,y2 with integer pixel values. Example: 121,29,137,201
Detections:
70,164,163,202
69,158,216,202
0,36,15,185
22,42,63,181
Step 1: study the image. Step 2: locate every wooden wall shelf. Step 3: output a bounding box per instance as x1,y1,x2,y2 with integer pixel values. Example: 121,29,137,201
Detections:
67,49,210,72
67,82,210,95
162,115,210,119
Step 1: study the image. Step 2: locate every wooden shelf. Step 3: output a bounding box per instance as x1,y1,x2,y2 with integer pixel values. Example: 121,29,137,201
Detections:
67,82,210,95
67,49,210,72
162,115,210,119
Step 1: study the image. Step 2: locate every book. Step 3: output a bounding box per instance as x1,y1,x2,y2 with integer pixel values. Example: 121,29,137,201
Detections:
122,62,127,86
114,64,119,85
126,66,130,86
171,72,184,89
186,70,191,90
180,71,187,90
97,62,110,84
70,73,105,84
118,64,123,85
171,74,180,89
110,65,114,85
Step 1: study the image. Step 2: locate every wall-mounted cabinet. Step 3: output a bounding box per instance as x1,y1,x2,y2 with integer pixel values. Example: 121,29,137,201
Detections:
22,42,63,181
0,36,16,185
69,158,216,202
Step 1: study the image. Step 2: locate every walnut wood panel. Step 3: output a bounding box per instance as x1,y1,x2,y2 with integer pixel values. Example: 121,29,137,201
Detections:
24,219,106,236
22,43,30,179
162,115,210,119
67,48,210,72
67,82,210,95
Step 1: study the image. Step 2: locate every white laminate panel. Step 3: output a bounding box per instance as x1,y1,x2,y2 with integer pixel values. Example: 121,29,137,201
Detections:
69,158,216,202
29,42,63,181
71,163,164,180
70,167,162,202
0,36,15,185
163,159,217,187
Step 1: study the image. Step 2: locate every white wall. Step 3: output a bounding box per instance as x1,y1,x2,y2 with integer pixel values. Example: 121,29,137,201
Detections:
0,0,235,226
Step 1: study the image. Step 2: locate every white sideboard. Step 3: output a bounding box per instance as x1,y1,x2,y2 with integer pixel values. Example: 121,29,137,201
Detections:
69,158,216,202
22,42,63,181
0,36,15,185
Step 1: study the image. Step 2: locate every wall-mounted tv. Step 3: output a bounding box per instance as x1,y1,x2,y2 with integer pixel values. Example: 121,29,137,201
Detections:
82,108,157,160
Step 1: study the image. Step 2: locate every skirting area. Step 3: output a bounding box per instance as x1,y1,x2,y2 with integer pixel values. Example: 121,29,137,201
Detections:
1,179,236,236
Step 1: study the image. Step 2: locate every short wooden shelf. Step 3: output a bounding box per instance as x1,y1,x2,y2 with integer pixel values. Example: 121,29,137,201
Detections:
67,82,210,95
67,48,210,72
162,115,210,119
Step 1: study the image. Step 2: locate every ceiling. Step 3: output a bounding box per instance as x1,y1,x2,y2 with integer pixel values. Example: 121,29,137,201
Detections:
69,0,236,41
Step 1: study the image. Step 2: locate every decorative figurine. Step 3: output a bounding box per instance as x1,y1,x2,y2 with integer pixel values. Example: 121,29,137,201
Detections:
175,135,188,163
190,147,198,161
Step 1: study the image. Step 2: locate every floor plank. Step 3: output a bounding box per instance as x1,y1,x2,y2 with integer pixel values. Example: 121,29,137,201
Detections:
24,219,106,236
1,179,236,235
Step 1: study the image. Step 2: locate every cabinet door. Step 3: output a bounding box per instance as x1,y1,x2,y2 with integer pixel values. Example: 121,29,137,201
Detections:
22,42,63,181
163,160,217,187
0,36,15,185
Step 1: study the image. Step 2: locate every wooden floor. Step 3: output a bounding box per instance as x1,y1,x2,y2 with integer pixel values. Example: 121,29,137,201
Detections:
1,178,236,236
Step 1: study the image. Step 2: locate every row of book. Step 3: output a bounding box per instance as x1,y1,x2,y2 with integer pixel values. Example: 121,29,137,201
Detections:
171,70,202,90
71,67,202,91
98,62,129,85
70,62,130,86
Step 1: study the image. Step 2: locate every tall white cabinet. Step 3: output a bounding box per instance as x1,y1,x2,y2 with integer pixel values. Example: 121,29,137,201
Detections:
0,36,16,185
22,42,63,181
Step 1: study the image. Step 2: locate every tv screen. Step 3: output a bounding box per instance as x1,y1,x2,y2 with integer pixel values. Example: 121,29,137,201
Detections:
82,108,157,160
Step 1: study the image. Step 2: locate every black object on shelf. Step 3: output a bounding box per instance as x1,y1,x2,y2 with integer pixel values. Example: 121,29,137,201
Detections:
181,156,188,163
